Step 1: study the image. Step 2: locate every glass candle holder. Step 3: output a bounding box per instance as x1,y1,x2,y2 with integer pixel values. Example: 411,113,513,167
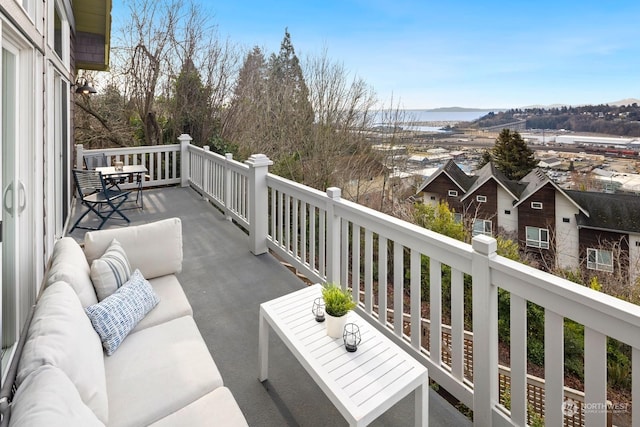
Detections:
312,298,325,322
343,323,361,352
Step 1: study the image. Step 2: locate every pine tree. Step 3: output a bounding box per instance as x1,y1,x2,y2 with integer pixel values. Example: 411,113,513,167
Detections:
482,129,538,180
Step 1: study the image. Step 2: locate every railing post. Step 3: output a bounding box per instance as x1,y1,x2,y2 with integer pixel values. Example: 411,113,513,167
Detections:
326,187,341,285
471,235,498,426
224,153,233,221
178,134,192,187
203,146,210,196
76,144,84,169
246,154,273,255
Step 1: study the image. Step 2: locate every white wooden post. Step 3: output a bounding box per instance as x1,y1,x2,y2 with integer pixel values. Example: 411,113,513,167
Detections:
76,144,84,169
471,235,498,426
224,153,233,221
203,146,210,196
178,134,192,187
246,154,272,255
326,187,341,284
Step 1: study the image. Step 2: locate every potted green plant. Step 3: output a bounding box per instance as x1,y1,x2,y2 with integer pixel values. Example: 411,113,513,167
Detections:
321,283,357,338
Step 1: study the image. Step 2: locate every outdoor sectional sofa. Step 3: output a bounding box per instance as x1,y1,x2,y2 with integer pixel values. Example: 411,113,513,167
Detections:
3,218,248,426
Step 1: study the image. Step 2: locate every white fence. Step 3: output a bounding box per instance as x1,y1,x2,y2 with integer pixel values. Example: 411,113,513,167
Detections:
82,137,639,427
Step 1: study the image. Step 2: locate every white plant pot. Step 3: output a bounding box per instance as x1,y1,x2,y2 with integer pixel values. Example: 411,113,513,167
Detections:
325,313,348,338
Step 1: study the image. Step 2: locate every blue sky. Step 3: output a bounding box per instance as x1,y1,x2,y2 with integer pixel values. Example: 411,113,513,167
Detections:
114,0,640,109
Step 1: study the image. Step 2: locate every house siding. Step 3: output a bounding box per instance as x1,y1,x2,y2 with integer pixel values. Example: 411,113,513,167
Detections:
497,186,517,234
466,180,498,234
519,183,556,264
579,228,629,276
420,174,465,214
554,193,580,270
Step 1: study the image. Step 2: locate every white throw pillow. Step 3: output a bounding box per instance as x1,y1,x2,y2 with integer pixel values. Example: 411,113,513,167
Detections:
85,269,160,355
9,365,104,427
90,238,132,301
46,237,97,307
17,282,108,424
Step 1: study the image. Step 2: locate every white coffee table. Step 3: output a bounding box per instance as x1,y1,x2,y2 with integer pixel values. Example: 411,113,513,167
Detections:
259,284,429,426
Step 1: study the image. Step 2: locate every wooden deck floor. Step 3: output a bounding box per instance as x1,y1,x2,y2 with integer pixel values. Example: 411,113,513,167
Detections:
66,186,471,427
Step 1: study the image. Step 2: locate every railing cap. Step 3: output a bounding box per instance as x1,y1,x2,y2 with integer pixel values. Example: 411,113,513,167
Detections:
326,187,341,200
245,154,273,167
472,235,497,256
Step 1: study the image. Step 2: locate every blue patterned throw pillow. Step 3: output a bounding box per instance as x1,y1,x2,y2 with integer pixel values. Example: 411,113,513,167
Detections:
85,269,159,355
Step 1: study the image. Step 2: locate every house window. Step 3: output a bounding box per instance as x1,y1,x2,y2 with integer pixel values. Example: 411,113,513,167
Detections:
587,248,613,272
448,190,458,197
476,195,487,203
531,202,543,210
636,241,640,247
563,217,570,223
473,219,492,237
453,213,463,223
430,196,436,200
526,226,549,249
54,5,63,58
504,210,511,215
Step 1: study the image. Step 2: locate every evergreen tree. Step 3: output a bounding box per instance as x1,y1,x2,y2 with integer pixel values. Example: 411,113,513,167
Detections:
480,129,538,180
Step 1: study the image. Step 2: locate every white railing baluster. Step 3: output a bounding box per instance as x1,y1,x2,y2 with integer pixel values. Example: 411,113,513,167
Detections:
430,259,441,362
450,268,464,382
634,347,639,427
293,198,299,258
378,236,388,327
310,206,316,272
545,309,565,427
393,242,403,338
584,327,607,427
364,229,373,314
341,220,348,287
352,224,361,296
510,294,527,426
411,250,421,350
301,202,307,267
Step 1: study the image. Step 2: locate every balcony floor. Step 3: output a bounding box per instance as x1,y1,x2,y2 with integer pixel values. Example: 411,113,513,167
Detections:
67,186,471,427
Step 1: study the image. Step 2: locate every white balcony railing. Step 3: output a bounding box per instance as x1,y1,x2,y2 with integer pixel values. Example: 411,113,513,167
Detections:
81,136,640,427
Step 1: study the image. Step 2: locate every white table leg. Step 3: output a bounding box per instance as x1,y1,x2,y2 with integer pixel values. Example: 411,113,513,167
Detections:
415,381,428,427
259,313,269,381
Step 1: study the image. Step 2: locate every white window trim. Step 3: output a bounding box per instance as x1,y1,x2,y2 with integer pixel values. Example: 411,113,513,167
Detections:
476,195,487,203
526,226,549,249
531,201,543,209
587,248,614,272
473,219,492,237
448,190,458,197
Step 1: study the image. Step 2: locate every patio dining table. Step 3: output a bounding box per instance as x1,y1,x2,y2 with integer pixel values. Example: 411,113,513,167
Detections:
96,165,148,209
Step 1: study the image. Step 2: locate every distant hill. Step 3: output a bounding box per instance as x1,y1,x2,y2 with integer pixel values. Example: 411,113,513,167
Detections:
607,98,640,106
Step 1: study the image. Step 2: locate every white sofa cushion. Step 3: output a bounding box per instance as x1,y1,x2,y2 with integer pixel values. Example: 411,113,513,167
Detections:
150,387,248,427
90,238,132,301
84,218,183,280
104,316,223,427
86,269,160,355
9,365,105,427
17,281,108,424
46,237,97,307
132,274,193,332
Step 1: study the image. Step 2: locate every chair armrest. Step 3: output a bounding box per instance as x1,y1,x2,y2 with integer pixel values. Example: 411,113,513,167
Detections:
84,218,183,279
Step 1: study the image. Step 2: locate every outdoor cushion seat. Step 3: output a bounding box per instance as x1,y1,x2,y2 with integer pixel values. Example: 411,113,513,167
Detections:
150,387,249,427
132,275,193,333
104,315,223,427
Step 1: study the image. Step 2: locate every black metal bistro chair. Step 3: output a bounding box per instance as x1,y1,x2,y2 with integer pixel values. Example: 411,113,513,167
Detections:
84,152,127,189
70,170,132,232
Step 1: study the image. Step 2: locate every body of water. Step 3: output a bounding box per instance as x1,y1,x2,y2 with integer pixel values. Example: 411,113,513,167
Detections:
373,110,495,132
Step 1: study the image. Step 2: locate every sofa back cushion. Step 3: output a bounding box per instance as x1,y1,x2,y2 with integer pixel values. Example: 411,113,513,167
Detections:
17,281,108,424
84,218,183,280
9,365,104,427
45,237,97,307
